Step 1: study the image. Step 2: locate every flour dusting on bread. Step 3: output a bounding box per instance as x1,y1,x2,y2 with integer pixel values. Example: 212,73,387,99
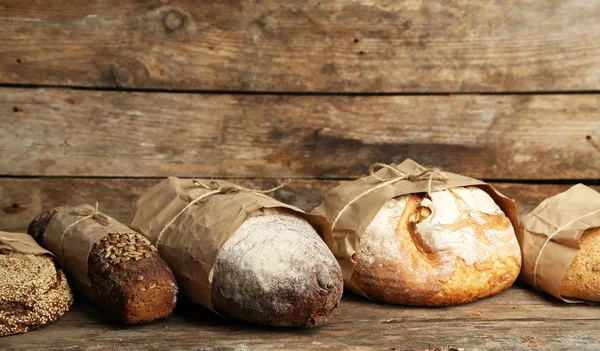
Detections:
352,186,521,306
211,208,343,326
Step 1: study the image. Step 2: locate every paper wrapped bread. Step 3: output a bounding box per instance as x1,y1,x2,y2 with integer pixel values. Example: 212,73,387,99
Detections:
313,159,521,306
28,205,177,324
131,177,343,327
519,184,600,302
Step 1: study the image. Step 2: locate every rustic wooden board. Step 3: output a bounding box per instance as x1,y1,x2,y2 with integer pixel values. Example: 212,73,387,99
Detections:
3,284,600,350
1,1,600,92
2,88,600,179
1,177,598,232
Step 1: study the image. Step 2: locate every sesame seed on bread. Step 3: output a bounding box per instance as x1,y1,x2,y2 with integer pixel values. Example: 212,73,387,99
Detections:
0,251,73,336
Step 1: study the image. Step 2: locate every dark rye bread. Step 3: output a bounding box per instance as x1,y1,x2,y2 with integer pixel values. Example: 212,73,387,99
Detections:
0,251,72,336
28,208,177,324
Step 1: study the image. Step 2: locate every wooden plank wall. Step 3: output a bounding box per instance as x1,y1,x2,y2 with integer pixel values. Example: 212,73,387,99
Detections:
1,0,599,230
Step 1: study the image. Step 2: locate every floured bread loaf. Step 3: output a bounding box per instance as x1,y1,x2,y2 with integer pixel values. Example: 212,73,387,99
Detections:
352,186,521,306
561,227,600,301
211,208,343,327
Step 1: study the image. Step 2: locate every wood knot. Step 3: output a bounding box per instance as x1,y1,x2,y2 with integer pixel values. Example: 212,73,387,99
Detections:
2,203,26,214
163,9,185,32
317,270,334,294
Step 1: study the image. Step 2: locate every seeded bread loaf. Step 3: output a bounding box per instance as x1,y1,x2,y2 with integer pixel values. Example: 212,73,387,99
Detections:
1,232,73,336
28,207,177,324
351,186,521,306
561,227,600,300
210,208,343,327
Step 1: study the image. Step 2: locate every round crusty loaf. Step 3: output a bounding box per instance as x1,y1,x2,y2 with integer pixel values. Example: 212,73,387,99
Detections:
561,227,600,300
28,207,177,324
211,208,343,327
0,251,73,336
351,186,521,306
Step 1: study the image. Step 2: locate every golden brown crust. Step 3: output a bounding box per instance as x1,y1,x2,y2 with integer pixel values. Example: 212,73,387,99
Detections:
28,209,177,324
561,227,600,301
0,252,73,336
351,187,521,306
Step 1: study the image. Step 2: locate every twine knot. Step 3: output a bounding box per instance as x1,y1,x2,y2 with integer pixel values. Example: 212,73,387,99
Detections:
59,202,110,262
369,163,449,195
331,163,449,228
71,202,111,226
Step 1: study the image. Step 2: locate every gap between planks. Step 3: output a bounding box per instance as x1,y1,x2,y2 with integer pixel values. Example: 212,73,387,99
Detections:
3,83,600,96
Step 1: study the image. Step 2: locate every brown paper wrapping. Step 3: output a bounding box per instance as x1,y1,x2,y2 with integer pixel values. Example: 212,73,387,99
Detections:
311,158,518,297
519,184,600,303
0,231,53,258
42,204,135,298
130,177,332,310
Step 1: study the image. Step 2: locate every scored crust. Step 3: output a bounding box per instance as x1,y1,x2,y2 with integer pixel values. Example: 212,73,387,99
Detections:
561,227,600,301
0,252,73,336
351,186,521,306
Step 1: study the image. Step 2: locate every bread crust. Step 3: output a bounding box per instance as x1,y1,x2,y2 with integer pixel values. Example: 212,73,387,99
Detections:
561,227,600,301
352,186,521,306
0,252,73,336
88,233,178,324
210,208,343,327
28,208,177,324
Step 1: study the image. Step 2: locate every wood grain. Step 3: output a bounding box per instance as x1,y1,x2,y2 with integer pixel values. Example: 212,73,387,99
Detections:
1,177,597,232
3,285,600,350
1,1,600,92
2,88,600,179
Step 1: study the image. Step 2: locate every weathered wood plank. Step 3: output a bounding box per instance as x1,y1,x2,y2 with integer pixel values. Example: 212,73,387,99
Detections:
3,285,600,350
2,88,600,179
1,1,599,92
1,177,597,232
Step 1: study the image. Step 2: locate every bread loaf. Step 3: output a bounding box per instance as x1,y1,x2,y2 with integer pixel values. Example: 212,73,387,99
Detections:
1,232,73,336
561,227,600,300
211,208,342,327
28,206,177,324
518,184,600,302
351,186,521,306
131,177,342,327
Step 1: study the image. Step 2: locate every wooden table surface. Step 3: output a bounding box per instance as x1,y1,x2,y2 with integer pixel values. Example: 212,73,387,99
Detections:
3,283,600,351
1,1,600,350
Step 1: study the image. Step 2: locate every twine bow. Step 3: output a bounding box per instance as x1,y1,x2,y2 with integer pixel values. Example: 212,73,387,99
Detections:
369,163,449,195
155,179,291,247
59,202,111,261
331,163,449,228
